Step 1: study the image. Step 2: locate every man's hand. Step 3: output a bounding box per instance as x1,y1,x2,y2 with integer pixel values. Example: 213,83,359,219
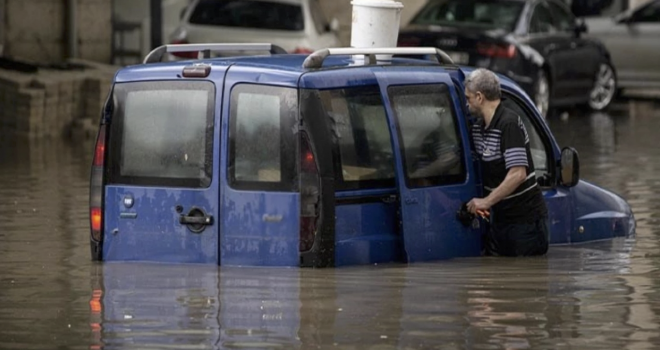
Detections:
467,197,491,214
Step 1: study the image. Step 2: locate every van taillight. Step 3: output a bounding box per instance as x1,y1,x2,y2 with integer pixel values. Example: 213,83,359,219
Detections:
91,208,102,231
300,132,319,252
90,124,107,242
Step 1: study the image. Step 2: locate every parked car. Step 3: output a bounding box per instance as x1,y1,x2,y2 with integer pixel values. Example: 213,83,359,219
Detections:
397,0,617,117
168,0,341,57
88,43,635,267
584,0,660,90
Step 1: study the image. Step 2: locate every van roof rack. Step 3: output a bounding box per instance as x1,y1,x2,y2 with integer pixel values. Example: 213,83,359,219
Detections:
302,47,456,69
143,43,288,64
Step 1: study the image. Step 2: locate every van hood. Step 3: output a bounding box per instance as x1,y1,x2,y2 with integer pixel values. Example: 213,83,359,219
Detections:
573,180,635,238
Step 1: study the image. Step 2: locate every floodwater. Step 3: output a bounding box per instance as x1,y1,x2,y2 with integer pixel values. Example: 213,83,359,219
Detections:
1,99,660,350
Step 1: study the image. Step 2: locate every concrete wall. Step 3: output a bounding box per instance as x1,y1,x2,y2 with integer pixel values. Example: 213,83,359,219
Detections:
0,61,118,138
1,0,111,64
5,0,66,63
77,0,113,63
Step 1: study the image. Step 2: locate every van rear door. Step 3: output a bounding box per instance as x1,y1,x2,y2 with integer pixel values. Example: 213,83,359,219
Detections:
219,67,306,267
376,69,482,262
103,79,219,264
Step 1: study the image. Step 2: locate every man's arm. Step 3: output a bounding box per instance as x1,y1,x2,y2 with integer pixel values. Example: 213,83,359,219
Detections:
467,166,526,213
483,166,526,206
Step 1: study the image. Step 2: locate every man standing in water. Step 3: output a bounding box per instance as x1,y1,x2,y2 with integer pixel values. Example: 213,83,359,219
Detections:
465,68,549,257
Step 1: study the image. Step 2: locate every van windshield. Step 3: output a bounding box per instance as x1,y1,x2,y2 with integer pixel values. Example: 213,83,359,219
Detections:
189,0,305,31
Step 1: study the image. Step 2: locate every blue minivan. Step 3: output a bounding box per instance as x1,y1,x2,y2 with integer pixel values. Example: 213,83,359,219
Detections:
89,43,636,267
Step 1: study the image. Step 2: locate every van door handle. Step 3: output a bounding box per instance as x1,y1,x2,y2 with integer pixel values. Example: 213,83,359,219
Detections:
178,207,214,233
179,215,214,225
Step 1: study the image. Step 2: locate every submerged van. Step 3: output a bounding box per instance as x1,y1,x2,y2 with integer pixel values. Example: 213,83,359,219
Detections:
89,43,636,267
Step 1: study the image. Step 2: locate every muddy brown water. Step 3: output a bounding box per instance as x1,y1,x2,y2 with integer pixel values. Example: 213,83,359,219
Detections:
1,100,659,350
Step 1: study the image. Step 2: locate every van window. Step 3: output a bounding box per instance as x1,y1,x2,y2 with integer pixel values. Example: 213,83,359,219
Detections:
500,94,552,186
229,84,298,192
107,81,215,188
189,0,304,31
317,86,396,190
388,84,466,188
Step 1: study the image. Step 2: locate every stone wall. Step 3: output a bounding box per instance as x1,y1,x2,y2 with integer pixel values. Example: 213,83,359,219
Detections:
0,60,117,138
1,0,112,64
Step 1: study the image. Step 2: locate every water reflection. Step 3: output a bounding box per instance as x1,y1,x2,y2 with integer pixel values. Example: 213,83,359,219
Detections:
1,100,660,349
88,237,657,350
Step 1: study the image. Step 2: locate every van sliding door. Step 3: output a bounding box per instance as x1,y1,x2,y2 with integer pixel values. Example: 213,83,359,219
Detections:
376,70,483,262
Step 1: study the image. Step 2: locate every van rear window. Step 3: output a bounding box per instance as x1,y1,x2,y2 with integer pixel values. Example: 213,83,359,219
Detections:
228,84,298,192
107,81,215,188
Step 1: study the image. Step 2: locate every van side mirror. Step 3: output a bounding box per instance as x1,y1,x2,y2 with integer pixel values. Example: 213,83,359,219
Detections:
560,147,580,187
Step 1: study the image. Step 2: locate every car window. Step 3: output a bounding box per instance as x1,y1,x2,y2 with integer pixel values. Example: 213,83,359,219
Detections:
189,0,304,31
500,94,552,186
529,3,557,34
572,0,624,17
317,87,396,191
107,81,215,188
546,1,575,32
410,0,525,31
309,0,330,34
228,84,298,191
388,84,466,188
632,1,660,22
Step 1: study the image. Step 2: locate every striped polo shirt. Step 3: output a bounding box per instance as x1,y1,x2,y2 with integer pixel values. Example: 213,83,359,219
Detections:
471,103,547,224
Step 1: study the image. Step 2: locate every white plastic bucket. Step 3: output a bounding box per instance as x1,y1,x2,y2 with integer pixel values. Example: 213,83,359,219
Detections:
350,0,404,61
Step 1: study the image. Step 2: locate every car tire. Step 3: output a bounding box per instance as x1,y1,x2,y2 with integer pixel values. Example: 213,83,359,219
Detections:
533,70,550,119
588,62,617,111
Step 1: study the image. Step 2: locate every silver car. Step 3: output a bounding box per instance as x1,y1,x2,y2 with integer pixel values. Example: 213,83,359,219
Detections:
169,0,341,58
585,0,660,89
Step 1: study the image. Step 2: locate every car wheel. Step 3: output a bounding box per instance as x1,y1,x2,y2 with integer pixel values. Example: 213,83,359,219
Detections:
588,63,617,111
533,70,550,118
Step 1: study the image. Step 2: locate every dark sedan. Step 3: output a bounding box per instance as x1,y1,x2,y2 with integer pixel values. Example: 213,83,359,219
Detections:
397,0,617,117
